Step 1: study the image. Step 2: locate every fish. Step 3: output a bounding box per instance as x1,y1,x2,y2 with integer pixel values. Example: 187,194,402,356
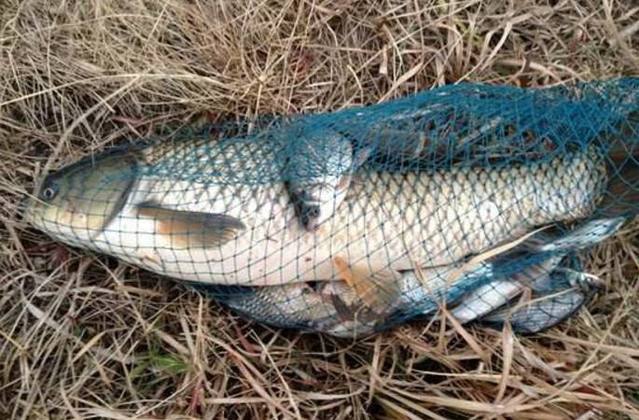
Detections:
280,126,370,231
192,218,625,336
23,128,637,308
479,268,603,334
186,281,348,332
193,263,493,337
449,217,625,324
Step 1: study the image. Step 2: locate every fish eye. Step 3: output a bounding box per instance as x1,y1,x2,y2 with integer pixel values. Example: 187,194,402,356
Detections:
40,185,58,201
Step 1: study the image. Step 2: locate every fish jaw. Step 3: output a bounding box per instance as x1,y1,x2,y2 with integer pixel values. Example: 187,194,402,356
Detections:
23,196,110,249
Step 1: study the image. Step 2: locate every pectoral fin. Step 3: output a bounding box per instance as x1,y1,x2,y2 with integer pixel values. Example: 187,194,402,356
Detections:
137,201,245,248
332,256,401,312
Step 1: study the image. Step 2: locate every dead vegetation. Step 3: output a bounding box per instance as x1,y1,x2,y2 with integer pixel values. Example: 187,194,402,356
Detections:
1,0,638,418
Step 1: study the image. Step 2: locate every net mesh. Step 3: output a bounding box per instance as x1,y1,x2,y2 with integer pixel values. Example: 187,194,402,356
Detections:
27,78,639,337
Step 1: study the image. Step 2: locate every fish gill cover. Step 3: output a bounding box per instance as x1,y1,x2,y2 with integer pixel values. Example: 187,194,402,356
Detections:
26,78,639,337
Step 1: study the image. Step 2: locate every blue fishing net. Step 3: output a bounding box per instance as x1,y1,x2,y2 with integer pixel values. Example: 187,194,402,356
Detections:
27,78,639,337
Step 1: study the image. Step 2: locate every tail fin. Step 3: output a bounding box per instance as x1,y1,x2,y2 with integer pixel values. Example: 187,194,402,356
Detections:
596,118,639,218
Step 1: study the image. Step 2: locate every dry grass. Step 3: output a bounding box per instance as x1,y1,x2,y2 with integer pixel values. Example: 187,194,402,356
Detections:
1,0,638,418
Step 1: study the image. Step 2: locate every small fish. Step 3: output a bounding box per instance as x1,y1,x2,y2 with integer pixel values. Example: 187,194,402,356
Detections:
282,128,370,231
449,217,625,324
191,271,410,337
479,268,603,334
187,281,347,332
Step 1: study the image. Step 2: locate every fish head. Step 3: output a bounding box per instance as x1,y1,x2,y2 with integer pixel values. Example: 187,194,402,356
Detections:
288,172,351,230
23,149,138,246
286,135,361,231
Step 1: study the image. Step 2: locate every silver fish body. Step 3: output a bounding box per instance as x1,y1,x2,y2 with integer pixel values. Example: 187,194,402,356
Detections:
449,217,624,323
479,268,603,334
25,135,610,290
199,264,493,337
197,217,624,336
188,281,346,332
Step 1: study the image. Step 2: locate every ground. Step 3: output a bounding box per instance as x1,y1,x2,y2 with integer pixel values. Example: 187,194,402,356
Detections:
1,1,638,418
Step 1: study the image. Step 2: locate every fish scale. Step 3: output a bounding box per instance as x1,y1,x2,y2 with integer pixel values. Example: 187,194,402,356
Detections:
25,133,609,288
91,141,607,286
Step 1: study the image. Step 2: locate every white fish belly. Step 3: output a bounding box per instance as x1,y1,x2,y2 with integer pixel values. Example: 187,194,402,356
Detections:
96,179,339,285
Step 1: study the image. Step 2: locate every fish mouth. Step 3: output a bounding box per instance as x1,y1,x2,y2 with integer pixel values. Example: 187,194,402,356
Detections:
27,148,139,234
17,185,48,225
